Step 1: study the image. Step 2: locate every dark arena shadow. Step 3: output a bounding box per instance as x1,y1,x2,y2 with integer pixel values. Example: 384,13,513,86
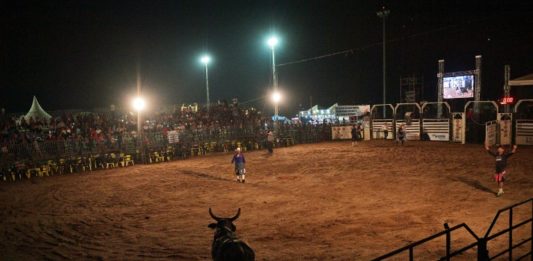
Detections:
181,170,232,182
450,176,496,195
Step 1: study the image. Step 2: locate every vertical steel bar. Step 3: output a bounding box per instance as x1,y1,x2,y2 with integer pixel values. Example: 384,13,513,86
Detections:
446,229,451,260
409,247,414,261
509,208,513,260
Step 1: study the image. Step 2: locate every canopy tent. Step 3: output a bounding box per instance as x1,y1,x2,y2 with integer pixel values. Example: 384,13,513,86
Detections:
509,73,533,86
23,96,52,122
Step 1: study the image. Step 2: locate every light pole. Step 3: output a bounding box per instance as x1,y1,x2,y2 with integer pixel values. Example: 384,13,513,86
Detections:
132,96,146,163
200,55,211,110
267,36,279,119
377,7,390,118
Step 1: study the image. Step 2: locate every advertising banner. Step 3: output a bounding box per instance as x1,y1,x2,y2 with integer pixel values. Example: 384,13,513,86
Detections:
167,130,179,144
498,113,512,145
485,121,497,146
331,126,353,140
429,133,450,141
452,113,464,143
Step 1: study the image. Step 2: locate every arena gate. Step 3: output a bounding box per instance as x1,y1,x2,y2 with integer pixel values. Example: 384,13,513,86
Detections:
370,104,395,140
463,101,499,144
514,99,533,145
394,103,421,140
421,102,451,141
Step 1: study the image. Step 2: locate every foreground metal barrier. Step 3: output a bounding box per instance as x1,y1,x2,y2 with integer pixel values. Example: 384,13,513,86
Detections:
373,198,532,261
483,198,533,260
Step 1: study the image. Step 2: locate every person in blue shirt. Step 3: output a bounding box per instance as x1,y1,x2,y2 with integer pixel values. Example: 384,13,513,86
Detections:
231,147,246,183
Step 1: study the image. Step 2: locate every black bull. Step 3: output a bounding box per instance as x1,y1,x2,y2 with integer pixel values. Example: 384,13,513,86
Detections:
208,208,255,261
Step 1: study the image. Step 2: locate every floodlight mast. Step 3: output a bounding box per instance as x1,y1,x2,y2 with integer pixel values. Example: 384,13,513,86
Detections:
200,55,211,110
135,63,146,164
267,36,279,118
377,7,390,118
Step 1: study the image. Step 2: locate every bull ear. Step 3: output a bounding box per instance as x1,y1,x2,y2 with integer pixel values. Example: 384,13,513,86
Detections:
209,208,221,221
229,208,241,221
208,223,217,229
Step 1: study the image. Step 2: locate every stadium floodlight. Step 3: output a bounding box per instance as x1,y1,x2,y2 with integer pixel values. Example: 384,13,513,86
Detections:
200,55,211,65
132,97,146,112
267,36,279,49
271,91,282,104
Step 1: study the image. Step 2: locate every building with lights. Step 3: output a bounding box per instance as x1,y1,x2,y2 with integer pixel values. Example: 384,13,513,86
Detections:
298,103,370,123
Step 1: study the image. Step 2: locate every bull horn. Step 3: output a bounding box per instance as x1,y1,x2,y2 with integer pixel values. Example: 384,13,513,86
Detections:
229,208,241,221
209,208,221,221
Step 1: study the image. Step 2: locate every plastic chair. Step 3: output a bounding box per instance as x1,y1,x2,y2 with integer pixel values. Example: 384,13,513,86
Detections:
165,147,174,161
105,154,117,169
40,164,51,176
118,153,126,167
47,160,58,175
124,155,135,166
154,152,165,162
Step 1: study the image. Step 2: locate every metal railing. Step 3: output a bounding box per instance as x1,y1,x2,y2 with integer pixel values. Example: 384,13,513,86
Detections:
373,198,533,261
483,197,533,260
372,223,480,261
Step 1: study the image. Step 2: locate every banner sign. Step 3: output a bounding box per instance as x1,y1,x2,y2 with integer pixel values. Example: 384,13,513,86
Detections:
485,121,497,146
452,113,464,143
429,133,450,141
167,130,179,144
498,113,513,145
331,126,353,140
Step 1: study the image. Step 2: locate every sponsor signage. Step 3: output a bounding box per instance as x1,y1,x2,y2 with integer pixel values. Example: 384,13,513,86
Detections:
331,126,353,140
167,130,179,144
429,133,450,141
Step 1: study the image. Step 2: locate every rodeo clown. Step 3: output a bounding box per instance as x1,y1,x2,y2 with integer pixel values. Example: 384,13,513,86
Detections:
231,147,247,183
485,142,518,197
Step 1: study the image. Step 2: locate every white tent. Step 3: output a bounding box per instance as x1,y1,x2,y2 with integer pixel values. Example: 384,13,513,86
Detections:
509,73,533,86
23,96,52,122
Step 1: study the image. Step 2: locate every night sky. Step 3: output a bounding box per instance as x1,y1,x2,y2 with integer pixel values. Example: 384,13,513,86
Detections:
2,1,533,115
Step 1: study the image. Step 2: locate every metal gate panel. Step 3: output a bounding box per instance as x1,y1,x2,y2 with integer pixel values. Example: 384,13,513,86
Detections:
515,120,533,145
422,119,450,141
395,120,420,140
371,119,394,139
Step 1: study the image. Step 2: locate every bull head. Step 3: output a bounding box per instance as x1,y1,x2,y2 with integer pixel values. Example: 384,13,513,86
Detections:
208,208,241,231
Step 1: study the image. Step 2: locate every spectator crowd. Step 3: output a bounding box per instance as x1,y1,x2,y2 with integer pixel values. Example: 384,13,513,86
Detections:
0,100,331,168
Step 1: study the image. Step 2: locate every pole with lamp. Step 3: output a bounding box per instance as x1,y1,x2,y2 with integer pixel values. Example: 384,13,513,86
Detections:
377,7,390,118
200,55,211,110
132,96,146,163
267,36,279,129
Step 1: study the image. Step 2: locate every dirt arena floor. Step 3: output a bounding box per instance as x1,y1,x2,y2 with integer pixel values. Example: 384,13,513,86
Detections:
0,141,532,260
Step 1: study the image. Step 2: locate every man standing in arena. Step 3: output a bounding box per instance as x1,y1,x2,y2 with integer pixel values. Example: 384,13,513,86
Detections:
485,143,518,197
266,130,274,154
351,125,358,146
231,148,246,183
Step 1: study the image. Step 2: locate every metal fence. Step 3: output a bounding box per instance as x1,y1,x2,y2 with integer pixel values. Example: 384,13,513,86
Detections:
0,124,333,167
373,198,532,261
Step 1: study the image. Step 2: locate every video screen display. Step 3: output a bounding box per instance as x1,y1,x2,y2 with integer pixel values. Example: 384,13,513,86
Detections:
443,75,474,99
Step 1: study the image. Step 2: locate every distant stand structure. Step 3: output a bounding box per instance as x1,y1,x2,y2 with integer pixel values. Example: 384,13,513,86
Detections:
400,75,424,103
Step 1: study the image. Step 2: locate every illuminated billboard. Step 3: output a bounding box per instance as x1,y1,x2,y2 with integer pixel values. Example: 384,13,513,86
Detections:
443,75,474,99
